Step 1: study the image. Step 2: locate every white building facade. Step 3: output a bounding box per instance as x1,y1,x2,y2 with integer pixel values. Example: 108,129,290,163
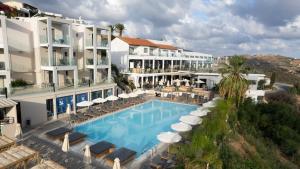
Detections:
0,15,116,127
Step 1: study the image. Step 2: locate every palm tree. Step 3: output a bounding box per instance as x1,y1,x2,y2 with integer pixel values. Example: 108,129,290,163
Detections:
218,56,249,107
114,23,125,37
111,64,135,92
107,24,115,39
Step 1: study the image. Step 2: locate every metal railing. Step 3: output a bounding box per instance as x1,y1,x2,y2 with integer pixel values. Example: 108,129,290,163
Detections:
0,117,14,125
97,40,108,47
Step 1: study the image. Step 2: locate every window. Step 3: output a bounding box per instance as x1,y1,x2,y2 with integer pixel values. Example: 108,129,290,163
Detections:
144,48,148,53
73,52,76,57
64,52,68,57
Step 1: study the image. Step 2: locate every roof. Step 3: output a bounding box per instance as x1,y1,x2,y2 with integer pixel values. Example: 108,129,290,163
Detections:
119,36,177,50
0,98,17,109
155,44,177,50
119,37,157,47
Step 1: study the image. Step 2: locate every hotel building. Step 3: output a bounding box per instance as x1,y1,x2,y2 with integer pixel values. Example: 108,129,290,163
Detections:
111,37,214,88
111,37,266,102
0,15,116,127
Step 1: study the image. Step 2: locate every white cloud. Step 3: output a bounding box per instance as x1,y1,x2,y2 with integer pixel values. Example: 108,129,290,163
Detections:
24,0,300,58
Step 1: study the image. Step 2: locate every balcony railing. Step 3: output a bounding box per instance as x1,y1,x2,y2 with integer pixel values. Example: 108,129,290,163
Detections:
0,117,14,125
85,40,93,47
86,58,94,65
86,58,109,66
55,58,76,66
40,35,48,44
97,40,108,47
53,36,70,45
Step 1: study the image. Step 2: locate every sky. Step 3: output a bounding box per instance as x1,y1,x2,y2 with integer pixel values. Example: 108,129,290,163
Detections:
20,0,300,58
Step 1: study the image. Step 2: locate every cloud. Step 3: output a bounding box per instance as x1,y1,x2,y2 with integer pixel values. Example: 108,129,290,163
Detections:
21,0,300,58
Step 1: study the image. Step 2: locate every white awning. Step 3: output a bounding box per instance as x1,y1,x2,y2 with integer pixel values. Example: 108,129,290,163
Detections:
0,98,17,109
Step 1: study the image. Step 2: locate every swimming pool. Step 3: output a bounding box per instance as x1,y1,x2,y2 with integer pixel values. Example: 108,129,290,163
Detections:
75,100,197,156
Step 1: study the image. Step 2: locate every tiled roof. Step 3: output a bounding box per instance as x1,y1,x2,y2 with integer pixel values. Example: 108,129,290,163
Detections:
119,36,177,50
119,37,157,47
155,44,177,50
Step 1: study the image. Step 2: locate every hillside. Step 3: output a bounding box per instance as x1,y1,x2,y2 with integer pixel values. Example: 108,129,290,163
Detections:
244,55,300,84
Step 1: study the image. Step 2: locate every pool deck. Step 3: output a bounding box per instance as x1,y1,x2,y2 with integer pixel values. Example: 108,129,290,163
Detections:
20,96,201,169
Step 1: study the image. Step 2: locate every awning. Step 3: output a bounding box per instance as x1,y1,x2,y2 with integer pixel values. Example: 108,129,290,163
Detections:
0,98,17,109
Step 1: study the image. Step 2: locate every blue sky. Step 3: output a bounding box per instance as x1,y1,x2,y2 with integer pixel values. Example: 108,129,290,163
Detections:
20,0,300,58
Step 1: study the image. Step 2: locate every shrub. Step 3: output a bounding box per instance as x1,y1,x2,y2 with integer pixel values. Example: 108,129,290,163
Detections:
11,79,28,87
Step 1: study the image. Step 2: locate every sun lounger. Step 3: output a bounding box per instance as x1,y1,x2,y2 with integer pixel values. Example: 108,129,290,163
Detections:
67,132,86,145
46,127,72,139
76,113,90,120
90,141,115,158
0,136,15,153
105,147,136,165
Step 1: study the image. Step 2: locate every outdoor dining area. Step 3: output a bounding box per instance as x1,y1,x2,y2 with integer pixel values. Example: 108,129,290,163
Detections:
158,78,213,104
67,89,147,124
148,98,218,169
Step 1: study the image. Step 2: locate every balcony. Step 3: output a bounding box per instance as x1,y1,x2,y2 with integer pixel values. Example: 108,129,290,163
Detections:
55,58,76,66
40,35,48,44
97,40,108,48
86,58,108,67
85,39,93,47
53,36,70,45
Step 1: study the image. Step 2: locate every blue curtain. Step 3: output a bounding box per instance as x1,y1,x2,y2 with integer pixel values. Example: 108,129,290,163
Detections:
56,95,73,114
76,93,88,104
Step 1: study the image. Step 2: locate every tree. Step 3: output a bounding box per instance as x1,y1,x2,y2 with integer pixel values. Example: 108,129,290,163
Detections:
111,64,135,92
114,23,125,37
270,72,276,88
219,56,249,107
107,25,115,40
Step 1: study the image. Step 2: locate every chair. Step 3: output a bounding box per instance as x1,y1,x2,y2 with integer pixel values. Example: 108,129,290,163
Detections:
90,141,115,158
46,127,72,139
105,147,136,166
65,132,86,145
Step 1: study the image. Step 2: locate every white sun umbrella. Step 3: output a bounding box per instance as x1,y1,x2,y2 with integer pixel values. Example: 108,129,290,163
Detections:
118,93,129,99
159,80,164,86
185,81,190,87
135,89,145,95
195,79,205,84
66,104,71,115
190,109,208,117
62,133,69,152
128,92,138,98
145,77,149,83
76,101,93,107
84,144,92,164
174,79,181,87
15,123,22,138
92,97,107,104
203,101,215,108
167,80,170,87
171,122,192,132
106,95,119,101
157,131,182,154
180,115,201,125
113,158,121,169
157,131,182,144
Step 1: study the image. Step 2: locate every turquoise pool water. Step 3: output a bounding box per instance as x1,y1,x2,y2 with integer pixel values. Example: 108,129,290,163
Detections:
75,100,197,156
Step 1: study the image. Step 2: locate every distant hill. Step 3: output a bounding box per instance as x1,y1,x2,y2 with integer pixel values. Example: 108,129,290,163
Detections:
243,55,300,84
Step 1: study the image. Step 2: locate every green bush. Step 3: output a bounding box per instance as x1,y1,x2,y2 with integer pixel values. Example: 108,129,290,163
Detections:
11,79,28,87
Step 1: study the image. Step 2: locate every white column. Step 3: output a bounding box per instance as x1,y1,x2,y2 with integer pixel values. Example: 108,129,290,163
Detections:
102,90,104,98
202,61,204,68
189,60,192,70
93,26,97,84
53,96,57,120
171,60,174,72
179,60,182,70
73,93,76,113
142,59,145,71
152,59,155,69
74,69,78,87
107,27,112,83
171,75,173,84
152,75,155,86
196,61,199,70
47,18,53,66
162,60,165,71
141,77,144,88
53,69,58,87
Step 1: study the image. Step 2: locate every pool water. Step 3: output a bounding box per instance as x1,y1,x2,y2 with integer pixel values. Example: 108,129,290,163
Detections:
75,100,197,156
